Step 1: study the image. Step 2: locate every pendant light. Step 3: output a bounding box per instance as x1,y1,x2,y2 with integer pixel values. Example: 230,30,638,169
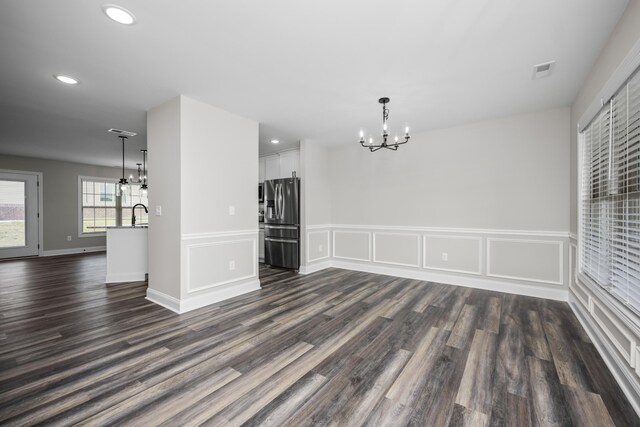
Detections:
117,135,128,195
140,149,148,197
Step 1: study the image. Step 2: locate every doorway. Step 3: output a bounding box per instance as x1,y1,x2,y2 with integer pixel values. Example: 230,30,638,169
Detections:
0,171,40,259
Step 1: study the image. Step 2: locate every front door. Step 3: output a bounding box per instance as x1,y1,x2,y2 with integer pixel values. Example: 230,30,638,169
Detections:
0,172,40,259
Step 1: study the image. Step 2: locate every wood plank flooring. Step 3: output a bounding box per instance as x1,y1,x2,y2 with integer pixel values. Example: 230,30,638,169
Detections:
0,253,638,426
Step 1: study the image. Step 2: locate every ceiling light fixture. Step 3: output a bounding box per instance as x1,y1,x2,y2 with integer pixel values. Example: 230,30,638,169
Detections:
271,139,279,144
54,75,79,85
102,4,136,25
359,97,410,152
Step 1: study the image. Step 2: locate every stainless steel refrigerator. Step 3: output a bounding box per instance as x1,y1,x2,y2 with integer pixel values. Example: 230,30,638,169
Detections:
264,177,300,270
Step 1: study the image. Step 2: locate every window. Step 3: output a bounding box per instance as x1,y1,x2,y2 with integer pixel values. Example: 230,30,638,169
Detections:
580,66,640,312
79,177,148,235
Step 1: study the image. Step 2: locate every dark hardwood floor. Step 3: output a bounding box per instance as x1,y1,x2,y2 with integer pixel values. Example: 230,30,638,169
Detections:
0,253,638,426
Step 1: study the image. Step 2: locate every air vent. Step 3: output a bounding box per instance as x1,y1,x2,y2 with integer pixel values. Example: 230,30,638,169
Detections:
532,61,555,80
108,128,137,137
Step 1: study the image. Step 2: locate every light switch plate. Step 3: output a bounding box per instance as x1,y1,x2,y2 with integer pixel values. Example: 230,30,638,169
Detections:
229,206,235,216
155,206,162,216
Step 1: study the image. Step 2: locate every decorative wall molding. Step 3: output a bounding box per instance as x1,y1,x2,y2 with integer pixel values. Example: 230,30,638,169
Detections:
373,232,421,268
423,234,482,276
332,230,371,262
486,237,564,285
42,246,106,257
306,224,332,231
307,230,330,263
184,237,257,294
302,224,570,299
330,223,569,238
181,229,258,240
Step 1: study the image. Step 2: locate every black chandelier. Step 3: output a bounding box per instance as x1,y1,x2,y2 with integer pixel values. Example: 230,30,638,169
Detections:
359,97,410,152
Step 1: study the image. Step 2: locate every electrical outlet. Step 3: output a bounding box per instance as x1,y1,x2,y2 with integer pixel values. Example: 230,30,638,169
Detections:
319,244,323,252
155,206,162,216
228,206,235,216
442,252,448,261
67,235,72,241
229,260,235,270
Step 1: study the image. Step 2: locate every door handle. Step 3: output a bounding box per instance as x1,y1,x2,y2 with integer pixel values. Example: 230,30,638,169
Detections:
265,225,297,229
265,237,297,244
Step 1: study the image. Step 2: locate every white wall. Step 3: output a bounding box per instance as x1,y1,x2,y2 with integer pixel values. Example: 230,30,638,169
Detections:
147,96,182,299
299,140,332,270
329,108,570,231
147,95,260,312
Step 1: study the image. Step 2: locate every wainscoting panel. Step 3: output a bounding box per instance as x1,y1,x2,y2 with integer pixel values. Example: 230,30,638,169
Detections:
487,238,563,285
373,232,420,268
592,299,637,367
307,230,330,263
333,230,371,262
423,234,482,275
182,232,257,294
322,225,569,299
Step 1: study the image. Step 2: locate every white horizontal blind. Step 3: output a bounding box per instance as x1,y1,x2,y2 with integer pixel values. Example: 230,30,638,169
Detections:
581,66,640,312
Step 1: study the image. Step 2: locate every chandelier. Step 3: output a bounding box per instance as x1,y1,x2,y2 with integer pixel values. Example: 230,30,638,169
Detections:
359,97,410,152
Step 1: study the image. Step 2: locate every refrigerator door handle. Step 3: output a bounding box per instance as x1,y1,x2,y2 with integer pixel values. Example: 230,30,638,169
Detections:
265,237,297,243
265,225,297,229
274,184,279,219
277,183,283,219
281,183,286,221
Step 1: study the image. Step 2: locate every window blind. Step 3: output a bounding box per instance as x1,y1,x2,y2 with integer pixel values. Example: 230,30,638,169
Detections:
581,66,640,313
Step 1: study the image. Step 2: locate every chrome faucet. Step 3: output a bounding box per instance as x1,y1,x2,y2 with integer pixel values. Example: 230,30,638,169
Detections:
131,203,148,226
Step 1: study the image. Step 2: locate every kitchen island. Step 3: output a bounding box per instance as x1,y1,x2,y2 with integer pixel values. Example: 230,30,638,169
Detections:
105,226,148,283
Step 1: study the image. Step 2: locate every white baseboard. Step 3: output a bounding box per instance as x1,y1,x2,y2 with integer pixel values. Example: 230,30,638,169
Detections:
42,246,106,257
106,272,146,283
146,288,181,314
329,260,567,301
181,278,261,313
569,295,640,417
299,260,332,275
146,278,261,314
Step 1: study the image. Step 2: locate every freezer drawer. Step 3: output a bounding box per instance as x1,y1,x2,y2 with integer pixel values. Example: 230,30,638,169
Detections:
264,237,299,270
264,224,299,239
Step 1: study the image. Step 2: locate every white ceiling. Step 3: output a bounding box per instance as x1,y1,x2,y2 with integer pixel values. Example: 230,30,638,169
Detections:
0,0,629,168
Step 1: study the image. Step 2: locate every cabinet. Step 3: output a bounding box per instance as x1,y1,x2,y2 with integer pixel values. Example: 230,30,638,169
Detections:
265,155,280,181
258,158,266,183
279,151,299,179
259,149,301,183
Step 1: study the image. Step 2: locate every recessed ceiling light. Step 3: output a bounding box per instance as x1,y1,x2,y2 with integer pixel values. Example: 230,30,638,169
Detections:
54,75,79,85
271,139,279,144
102,4,136,25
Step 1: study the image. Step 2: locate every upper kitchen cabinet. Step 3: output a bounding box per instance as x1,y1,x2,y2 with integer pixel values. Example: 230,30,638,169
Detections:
259,157,266,183
259,149,300,182
279,150,299,179
264,155,280,181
